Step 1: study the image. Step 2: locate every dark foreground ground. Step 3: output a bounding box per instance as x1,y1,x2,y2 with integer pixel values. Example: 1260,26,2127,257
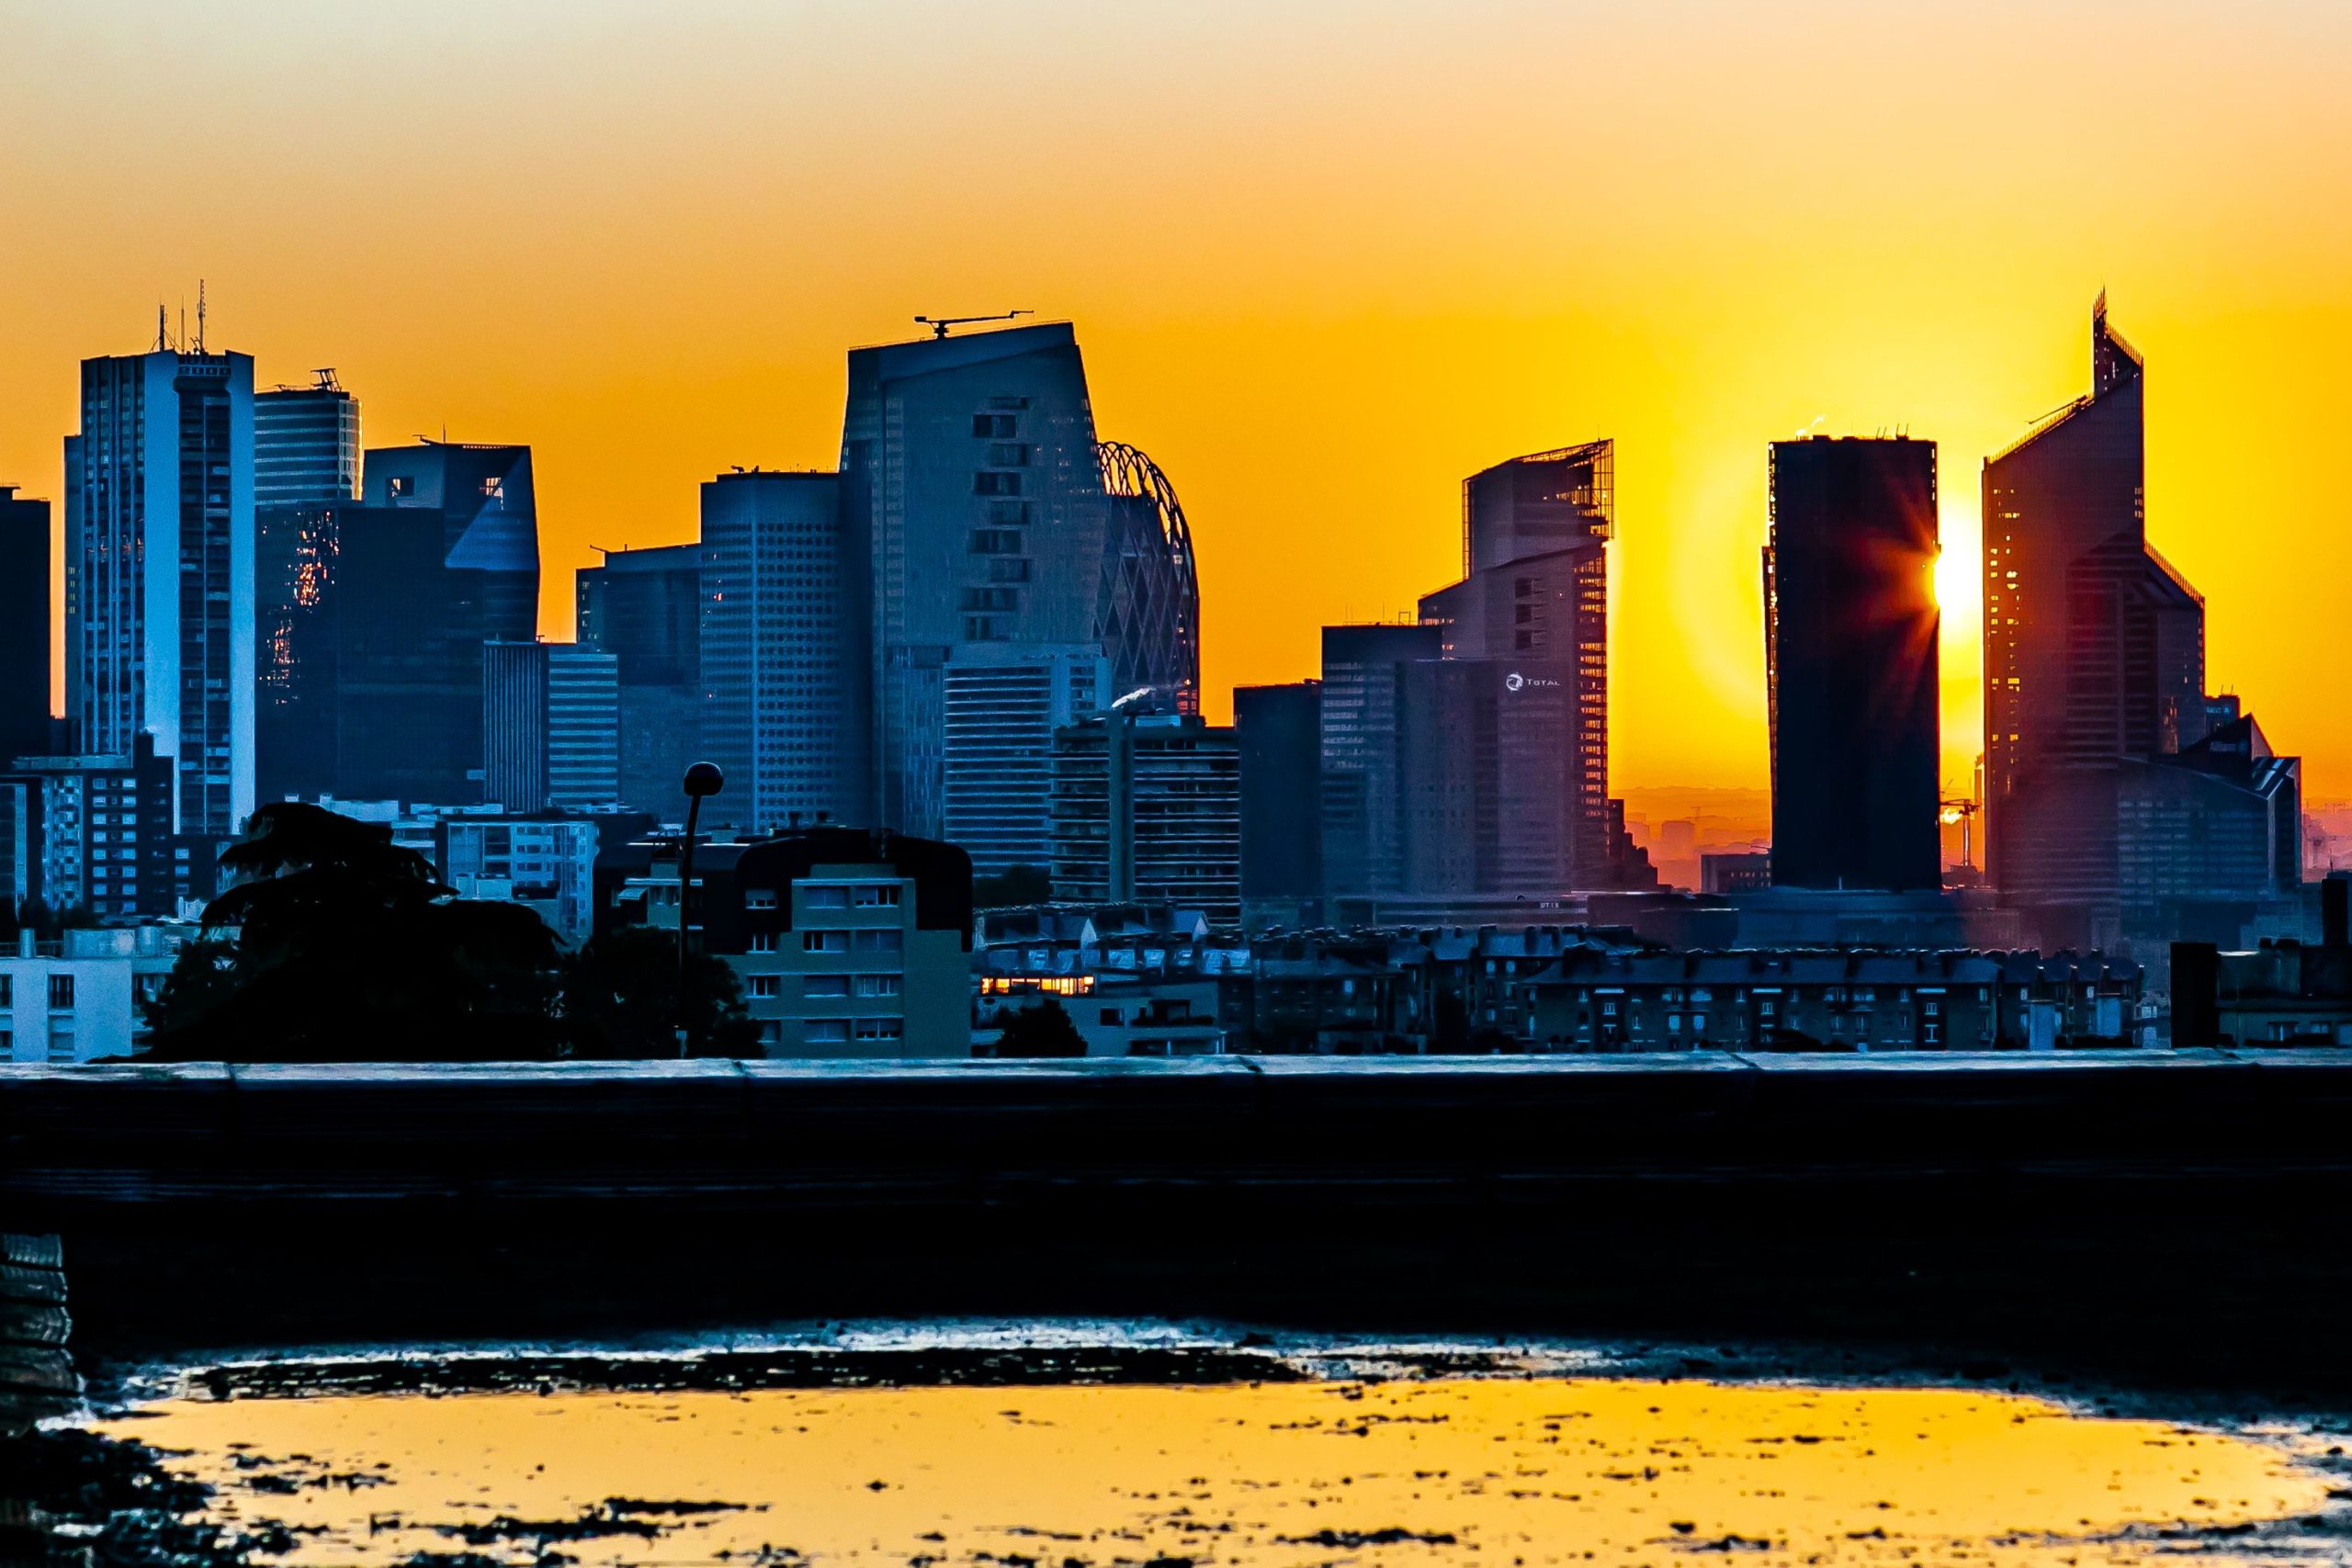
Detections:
7,1052,2352,1407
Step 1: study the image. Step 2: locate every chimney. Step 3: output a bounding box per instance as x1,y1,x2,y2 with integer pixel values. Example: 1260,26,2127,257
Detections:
2324,874,2349,950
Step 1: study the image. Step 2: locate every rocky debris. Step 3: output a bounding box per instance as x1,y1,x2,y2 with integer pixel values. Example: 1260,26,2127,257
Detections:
1274,1528,1460,1548
0,1426,303,1567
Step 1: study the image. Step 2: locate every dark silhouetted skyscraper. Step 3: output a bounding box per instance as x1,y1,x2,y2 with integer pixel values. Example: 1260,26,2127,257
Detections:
255,441,539,804
1983,299,2218,941
1235,681,1322,925
0,486,50,768
1763,435,1941,892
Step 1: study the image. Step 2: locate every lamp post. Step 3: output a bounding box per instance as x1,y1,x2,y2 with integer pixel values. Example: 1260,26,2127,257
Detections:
676,761,726,1057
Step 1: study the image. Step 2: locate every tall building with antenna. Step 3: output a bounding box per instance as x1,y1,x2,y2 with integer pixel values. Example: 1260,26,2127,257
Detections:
64,304,255,837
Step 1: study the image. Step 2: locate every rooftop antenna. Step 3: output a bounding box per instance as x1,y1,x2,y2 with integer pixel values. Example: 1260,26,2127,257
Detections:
195,279,207,354
912,310,1034,341
154,304,168,353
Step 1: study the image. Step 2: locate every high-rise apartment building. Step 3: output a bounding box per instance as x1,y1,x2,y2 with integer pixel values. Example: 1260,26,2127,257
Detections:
1049,708,1240,924
0,735,175,919
481,641,619,813
0,487,50,769
698,470,860,834
254,369,358,508
577,541,702,814
256,442,539,804
65,342,255,837
838,322,1198,840
1763,435,1941,892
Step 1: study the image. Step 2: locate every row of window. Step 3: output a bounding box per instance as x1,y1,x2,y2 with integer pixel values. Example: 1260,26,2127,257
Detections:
0,975,79,1009
747,973,901,999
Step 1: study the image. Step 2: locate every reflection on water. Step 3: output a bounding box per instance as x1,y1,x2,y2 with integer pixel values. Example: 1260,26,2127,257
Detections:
101,1376,2338,1567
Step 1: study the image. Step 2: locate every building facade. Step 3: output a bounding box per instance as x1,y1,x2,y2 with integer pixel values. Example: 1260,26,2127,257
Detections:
941,645,1108,875
0,926,184,1064
577,541,701,815
1763,435,1941,892
696,470,860,835
65,344,255,837
482,641,620,814
1049,708,1240,924
253,370,358,508
630,827,975,1058
1318,622,1443,902
440,817,600,948
1983,298,2299,948
0,486,49,771
257,441,541,805
4,733,177,919
838,322,1198,840
1234,681,1322,928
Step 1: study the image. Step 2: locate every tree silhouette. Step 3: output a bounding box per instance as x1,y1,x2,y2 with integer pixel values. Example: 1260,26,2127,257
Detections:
982,998,1089,1058
561,925,758,1059
143,803,566,1062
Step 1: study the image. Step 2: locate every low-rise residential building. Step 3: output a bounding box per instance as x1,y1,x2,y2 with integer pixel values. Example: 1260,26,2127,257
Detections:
2174,874,2352,1047
0,925,187,1063
628,827,974,1058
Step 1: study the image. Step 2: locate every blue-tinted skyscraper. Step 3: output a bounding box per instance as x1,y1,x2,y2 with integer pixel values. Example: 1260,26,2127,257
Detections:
699,469,861,833
254,369,358,508
65,341,255,835
837,322,1199,840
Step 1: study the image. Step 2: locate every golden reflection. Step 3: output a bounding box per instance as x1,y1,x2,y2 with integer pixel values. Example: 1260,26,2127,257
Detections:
104,1377,2328,1567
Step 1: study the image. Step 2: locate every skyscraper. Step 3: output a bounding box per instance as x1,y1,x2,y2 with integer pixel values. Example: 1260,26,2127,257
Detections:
481,641,619,813
577,541,702,815
1763,435,1941,892
1235,681,1322,926
254,369,358,508
65,340,255,835
1416,442,1616,886
1983,299,2211,939
1318,622,1443,901
698,469,861,833
943,645,1109,874
0,486,50,768
837,322,1198,840
255,441,539,804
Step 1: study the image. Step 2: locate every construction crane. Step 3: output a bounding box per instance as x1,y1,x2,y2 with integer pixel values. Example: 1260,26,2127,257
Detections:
913,310,1033,340
1939,796,1982,874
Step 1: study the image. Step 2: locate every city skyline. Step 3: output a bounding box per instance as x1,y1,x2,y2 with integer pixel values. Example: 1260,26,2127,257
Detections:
4,3,2350,801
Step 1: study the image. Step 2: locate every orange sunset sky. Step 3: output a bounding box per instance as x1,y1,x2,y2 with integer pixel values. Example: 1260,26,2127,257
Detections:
2,1,2347,799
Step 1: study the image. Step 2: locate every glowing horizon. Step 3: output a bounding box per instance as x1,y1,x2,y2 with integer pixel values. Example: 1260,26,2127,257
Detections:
5,0,2348,800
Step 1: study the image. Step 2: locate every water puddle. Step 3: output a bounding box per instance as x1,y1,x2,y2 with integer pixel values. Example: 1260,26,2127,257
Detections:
93,1358,2346,1567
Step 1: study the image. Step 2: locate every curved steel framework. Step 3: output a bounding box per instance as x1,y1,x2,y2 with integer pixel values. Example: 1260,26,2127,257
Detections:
1093,440,1202,715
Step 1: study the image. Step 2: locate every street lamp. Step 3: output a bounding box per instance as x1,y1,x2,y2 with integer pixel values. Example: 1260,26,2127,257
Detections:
676,761,726,1057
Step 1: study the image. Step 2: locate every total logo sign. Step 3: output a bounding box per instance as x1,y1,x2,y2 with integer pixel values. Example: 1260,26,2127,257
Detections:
1505,671,1563,693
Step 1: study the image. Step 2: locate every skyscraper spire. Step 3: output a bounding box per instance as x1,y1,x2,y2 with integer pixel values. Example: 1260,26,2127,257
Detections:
2092,289,2143,395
